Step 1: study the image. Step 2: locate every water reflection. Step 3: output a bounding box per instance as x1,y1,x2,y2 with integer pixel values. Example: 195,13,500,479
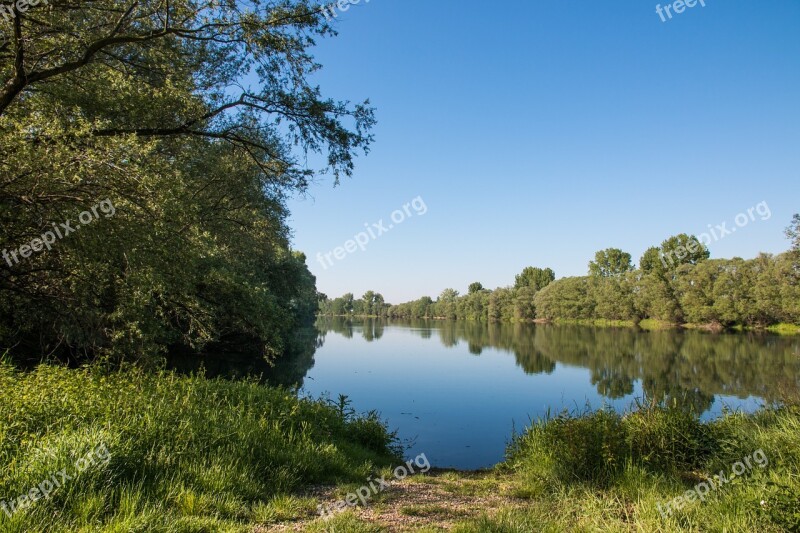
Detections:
166,327,323,388
319,317,800,412
166,318,799,468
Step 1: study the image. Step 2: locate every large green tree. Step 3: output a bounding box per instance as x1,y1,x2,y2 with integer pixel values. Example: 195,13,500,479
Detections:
514,267,555,291
534,277,594,320
0,1,373,360
642,234,709,273
589,248,633,278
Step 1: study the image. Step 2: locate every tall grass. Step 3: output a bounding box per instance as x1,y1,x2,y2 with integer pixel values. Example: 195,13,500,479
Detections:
492,403,800,531
4,359,799,532
0,362,400,532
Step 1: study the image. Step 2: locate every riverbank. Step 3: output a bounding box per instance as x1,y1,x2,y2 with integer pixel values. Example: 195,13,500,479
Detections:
276,405,800,532
2,361,798,531
319,314,800,335
0,362,400,532
550,318,800,335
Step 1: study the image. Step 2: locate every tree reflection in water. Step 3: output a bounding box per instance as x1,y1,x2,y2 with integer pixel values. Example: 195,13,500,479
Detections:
318,317,800,413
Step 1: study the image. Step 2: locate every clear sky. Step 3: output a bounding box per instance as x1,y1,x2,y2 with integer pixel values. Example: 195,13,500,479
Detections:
286,0,800,304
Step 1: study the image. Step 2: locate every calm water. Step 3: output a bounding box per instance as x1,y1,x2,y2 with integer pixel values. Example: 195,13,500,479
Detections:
169,319,800,470
297,319,800,470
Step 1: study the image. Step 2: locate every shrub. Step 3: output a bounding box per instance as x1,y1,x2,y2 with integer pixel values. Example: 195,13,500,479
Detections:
507,409,627,486
624,406,717,474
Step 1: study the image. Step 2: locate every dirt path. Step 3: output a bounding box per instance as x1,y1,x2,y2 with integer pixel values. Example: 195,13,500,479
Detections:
262,470,516,532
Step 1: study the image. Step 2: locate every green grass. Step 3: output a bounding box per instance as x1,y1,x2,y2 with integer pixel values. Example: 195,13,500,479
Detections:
551,318,638,328
0,361,400,532
471,404,800,532
291,404,800,531
3,360,800,532
766,323,800,335
637,319,679,331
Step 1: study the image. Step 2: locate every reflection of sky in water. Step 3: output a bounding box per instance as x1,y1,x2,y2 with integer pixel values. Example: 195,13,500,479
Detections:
301,324,788,470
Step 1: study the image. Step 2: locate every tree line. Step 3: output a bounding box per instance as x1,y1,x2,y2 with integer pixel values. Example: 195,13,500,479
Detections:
320,218,800,329
318,291,390,318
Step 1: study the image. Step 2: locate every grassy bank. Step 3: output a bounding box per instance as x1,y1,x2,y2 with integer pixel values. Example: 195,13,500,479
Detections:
3,362,799,532
0,362,400,532
321,315,800,336
530,318,800,336
302,406,800,532
551,318,639,328
766,323,800,336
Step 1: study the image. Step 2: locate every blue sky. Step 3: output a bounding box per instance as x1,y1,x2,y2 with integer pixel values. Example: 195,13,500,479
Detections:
286,0,800,303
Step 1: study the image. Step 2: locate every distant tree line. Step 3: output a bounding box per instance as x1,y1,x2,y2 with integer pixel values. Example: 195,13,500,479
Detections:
318,291,391,318
320,216,800,329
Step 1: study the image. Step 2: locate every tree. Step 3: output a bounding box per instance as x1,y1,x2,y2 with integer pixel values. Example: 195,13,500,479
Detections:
440,289,460,301
634,272,683,323
787,214,800,269
657,234,710,271
673,261,719,324
534,277,594,320
787,214,800,252
589,273,636,321
327,218,800,329
589,248,633,278
362,291,376,316
373,293,387,317
0,1,374,361
514,287,538,321
436,289,460,319
414,297,434,318
637,235,709,324
639,247,664,274
488,288,515,322
515,267,555,291
341,294,355,315
462,289,490,321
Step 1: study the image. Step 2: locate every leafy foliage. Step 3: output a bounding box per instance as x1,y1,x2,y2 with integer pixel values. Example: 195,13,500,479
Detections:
786,214,800,255
588,248,633,278
0,1,374,361
514,267,555,291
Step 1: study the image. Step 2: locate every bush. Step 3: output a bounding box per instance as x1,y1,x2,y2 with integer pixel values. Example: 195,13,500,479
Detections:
507,405,722,487
624,407,717,473
507,409,627,486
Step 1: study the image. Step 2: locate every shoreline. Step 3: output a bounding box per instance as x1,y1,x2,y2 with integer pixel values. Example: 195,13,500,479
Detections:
4,359,798,531
317,315,800,335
